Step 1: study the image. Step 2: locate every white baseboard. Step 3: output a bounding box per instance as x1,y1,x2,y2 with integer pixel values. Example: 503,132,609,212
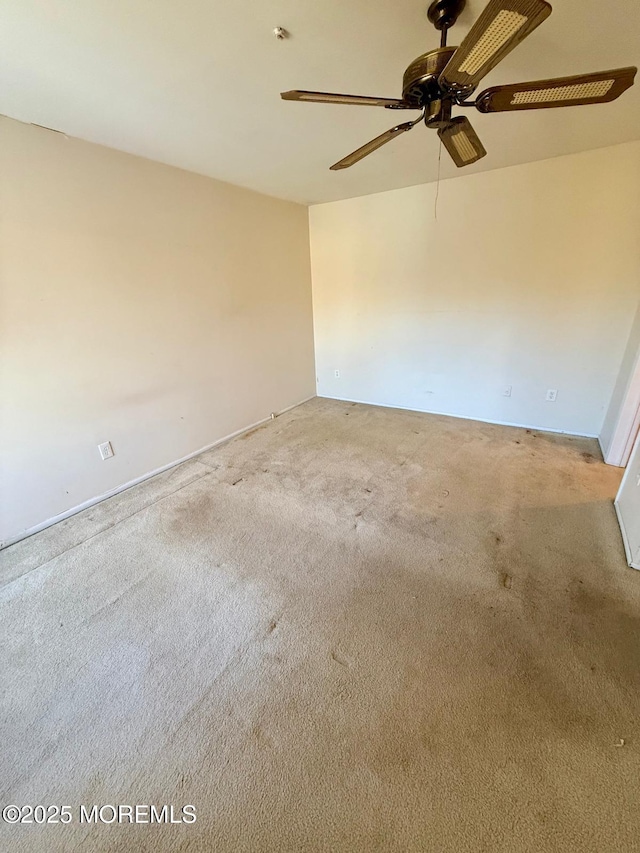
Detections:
597,434,608,462
1,395,316,550
320,395,598,439
597,432,626,468
614,500,640,570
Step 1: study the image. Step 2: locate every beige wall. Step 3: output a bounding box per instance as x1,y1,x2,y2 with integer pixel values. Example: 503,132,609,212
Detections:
310,142,640,438
0,117,315,545
3,118,639,545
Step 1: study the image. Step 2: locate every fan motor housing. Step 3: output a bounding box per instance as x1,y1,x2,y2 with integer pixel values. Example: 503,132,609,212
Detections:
402,47,457,106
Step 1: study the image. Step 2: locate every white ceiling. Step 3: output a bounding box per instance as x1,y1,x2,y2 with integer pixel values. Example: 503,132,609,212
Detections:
1,0,638,204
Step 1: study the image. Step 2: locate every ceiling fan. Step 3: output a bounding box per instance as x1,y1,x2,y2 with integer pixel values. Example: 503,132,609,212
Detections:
280,0,637,170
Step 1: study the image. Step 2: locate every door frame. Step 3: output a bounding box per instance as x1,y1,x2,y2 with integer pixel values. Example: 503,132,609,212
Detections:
614,432,640,570
604,348,640,468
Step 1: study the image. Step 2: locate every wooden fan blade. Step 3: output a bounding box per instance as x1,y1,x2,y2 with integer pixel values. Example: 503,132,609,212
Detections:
280,90,415,109
440,0,552,94
438,117,487,167
475,67,637,112
330,121,417,170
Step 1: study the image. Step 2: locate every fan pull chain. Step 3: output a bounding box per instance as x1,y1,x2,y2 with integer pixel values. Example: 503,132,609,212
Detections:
434,139,443,220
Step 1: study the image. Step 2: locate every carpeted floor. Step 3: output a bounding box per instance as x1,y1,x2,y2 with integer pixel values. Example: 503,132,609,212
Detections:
1,397,639,852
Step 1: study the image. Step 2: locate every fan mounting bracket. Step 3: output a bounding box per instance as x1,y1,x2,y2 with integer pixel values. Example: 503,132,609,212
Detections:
427,0,466,32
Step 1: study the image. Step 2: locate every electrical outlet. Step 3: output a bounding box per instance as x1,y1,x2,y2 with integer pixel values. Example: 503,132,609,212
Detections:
98,441,114,460
546,389,558,402
503,385,512,397
334,369,340,378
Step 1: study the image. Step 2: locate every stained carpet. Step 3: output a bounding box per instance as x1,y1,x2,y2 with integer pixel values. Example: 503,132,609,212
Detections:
1,398,638,852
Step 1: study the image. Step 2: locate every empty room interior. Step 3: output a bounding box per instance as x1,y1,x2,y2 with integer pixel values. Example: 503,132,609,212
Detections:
2,0,640,850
